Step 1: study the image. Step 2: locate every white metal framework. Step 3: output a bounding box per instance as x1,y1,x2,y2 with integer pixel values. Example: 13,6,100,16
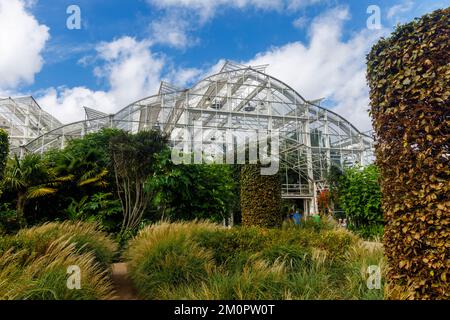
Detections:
4,62,374,213
0,96,62,150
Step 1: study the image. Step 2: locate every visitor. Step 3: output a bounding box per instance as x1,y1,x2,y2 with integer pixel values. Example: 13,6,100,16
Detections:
312,214,321,224
285,212,293,224
342,218,347,228
292,209,302,225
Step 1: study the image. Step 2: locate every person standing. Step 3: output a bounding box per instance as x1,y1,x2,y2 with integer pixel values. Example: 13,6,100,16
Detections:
292,209,302,225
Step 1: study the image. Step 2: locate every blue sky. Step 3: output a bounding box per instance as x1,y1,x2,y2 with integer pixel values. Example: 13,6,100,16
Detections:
0,0,448,130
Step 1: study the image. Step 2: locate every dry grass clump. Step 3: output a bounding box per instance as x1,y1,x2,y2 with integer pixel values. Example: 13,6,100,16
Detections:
126,220,386,300
0,238,115,300
0,221,117,300
125,221,218,299
1,221,117,267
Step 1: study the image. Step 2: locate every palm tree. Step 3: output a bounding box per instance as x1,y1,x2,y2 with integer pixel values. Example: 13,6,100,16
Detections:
52,150,109,188
3,154,72,227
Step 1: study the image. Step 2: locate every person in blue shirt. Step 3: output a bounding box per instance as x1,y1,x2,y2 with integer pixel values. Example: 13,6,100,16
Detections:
292,209,302,225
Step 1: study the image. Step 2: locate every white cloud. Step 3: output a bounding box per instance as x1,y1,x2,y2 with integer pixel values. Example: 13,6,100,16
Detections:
387,0,414,20
148,0,323,15
96,37,164,105
37,37,165,123
164,66,203,87
245,7,386,131
37,87,114,122
0,0,49,89
386,0,448,26
148,0,285,20
149,13,195,49
292,16,309,29
147,0,325,48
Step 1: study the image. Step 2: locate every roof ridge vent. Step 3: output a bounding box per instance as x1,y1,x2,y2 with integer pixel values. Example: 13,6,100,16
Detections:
84,106,108,120
221,60,269,73
158,81,183,95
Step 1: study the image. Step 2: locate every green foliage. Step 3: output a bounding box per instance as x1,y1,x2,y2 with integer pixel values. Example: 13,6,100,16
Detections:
110,130,168,232
64,192,122,233
332,165,383,238
40,128,123,221
126,221,385,300
0,129,8,186
0,221,118,267
0,129,123,227
191,226,267,268
240,164,282,227
57,128,121,168
0,222,117,300
367,8,449,299
125,221,217,299
148,149,237,222
2,154,70,227
0,203,19,235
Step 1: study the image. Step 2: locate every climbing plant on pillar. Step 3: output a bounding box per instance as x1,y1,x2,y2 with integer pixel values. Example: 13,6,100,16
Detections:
367,8,449,299
240,164,282,228
0,129,8,185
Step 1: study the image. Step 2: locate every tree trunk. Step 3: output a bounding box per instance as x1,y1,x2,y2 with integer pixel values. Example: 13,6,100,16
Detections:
16,191,27,228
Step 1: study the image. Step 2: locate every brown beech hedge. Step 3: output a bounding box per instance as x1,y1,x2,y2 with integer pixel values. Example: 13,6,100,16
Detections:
240,164,282,228
367,8,449,299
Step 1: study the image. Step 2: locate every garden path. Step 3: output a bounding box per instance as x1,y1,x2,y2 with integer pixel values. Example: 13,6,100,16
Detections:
111,263,140,300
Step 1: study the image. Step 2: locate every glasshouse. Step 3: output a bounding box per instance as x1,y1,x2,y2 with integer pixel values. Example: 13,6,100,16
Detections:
1,61,374,214
0,5,447,303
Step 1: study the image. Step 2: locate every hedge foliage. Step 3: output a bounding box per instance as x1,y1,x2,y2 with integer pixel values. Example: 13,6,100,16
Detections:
240,164,282,228
367,8,449,299
335,165,384,238
0,129,8,183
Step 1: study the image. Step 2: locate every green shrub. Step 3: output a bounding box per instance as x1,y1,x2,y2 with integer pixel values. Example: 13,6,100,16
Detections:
312,229,358,261
367,8,449,299
125,221,216,299
349,224,384,240
192,226,266,267
149,150,238,223
330,165,384,238
257,243,312,272
0,203,20,235
64,192,122,233
126,221,384,300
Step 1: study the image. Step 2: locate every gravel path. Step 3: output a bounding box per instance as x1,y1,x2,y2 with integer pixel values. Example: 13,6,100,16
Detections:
111,263,140,300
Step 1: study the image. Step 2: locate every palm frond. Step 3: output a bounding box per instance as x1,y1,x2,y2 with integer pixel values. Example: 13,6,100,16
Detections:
26,187,57,199
78,169,108,187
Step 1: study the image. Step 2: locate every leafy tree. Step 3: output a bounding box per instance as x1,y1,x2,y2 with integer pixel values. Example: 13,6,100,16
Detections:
46,128,121,188
333,165,383,236
110,129,168,232
147,149,237,223
27,128,123,224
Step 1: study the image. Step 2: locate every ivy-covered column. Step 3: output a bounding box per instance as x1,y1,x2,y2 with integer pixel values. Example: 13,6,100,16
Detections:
240,164,282,228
